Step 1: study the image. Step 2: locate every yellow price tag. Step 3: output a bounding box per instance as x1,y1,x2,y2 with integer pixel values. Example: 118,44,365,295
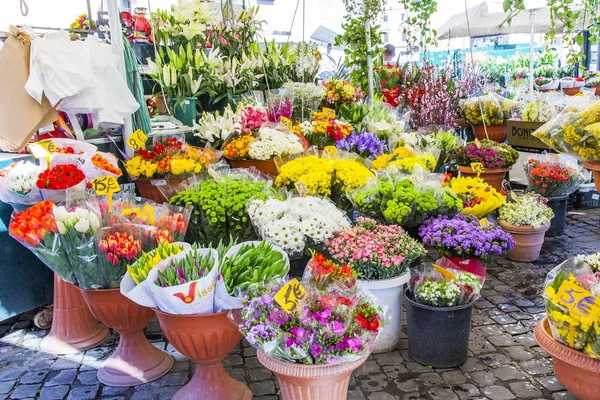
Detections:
470,162,485,177
479,217,491,228
556,280,600,321
474,138,482,149
510,190,518,202
274,278,307,314
279,116,293,130
343,225,356,237
126,130,148,151
207,168,222,183
30,140,57,159
324,146,338,158
432,263,456,282
91,176,121,212
322,107,336,118
295,181,309,197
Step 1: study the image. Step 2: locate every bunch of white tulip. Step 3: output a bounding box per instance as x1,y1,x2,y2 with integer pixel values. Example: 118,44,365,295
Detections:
54,206,101,235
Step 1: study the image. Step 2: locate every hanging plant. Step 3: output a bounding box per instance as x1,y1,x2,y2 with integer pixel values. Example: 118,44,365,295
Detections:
399,0,439,51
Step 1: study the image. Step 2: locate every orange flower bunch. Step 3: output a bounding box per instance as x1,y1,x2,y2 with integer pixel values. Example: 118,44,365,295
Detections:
98,232,141,266
91,154,122,176
157,213,187,241
224,135,255,159
9,200,56,247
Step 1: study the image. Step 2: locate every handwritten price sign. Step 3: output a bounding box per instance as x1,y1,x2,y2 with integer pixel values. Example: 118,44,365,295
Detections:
322,107,336,118
274,278,307,314
91,176,120,212
295,181,309,197
474,138,482,149
557,280,600,320
30,140,57,159
479,217,491,228
279,116,293,130
126,130,148,151
470,162,485,177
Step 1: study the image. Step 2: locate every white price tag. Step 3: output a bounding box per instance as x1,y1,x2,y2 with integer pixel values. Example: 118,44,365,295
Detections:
151,179,167,186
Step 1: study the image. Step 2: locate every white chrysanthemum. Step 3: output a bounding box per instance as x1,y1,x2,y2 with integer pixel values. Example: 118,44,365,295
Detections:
248,127,304,160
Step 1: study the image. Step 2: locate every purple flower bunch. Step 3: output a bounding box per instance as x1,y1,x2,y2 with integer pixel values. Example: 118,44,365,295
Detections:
235,284,380,365
419,214,515,263
336,129,387,158
454,140,519,169
267,99,293,123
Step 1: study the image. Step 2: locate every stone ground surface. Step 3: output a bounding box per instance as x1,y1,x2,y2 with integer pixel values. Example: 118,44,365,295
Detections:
1,210,599,400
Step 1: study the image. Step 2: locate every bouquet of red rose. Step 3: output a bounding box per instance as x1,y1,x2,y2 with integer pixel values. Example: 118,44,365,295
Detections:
524,153,589,198
36,164,87,205
8,200,76,283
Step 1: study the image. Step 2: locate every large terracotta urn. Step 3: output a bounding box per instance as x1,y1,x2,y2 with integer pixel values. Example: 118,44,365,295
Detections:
154,310,252,400
499,220,550,262
79,288,173,386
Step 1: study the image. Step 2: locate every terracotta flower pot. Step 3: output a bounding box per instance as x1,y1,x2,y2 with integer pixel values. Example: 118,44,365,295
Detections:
257,349,366,400
562,87,581,96
535,317,600,400
134,176,189,203
79,288,173,386
472,124,507,143
499,220,550,263
595,86,600,96
457,165,511,192
40,274,109,355
154,310,251,400
225,157,278,176
583,160,600,192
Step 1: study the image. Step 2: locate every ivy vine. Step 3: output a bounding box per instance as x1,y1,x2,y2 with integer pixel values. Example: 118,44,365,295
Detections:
399,0,439,51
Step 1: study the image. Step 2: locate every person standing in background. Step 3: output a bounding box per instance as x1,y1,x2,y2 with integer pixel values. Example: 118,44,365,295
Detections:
383,44,396,63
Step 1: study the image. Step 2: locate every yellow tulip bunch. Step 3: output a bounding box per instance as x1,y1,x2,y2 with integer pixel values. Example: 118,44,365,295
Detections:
371,146,436,173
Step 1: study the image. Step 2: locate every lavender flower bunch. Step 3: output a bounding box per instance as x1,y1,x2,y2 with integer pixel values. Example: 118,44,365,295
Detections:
419,215,515,263
453,140,519,169
336,130,387,158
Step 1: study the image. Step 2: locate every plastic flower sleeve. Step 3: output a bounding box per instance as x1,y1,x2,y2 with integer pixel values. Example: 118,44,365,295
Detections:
523,153,590,198
461,93,504,126
346,177,390,222
544,258,600,356
0,161,43,206
380,177,417,226
8,200,76,284
77,151,122,182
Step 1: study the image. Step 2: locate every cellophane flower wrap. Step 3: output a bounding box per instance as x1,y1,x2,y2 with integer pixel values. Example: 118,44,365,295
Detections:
453,139,519,169
419,214,515,264
78,151,123,182
94,224,148,289
302,110,352,147
53,204,102,289
335,129,387,159
544,257,600,358
460,93,518,126
499,193,554,230
523,153,589,197
302,252,358,296
9,200,75,283
231,259,385,365
409,262,485,307
327,217,426,280
0,161,43,206
370,146,437,173
248,195,349,256
521,98,555,123
170,170,283,246
246,126,305,161
416,129,464,173
444,176,506,218
36,163,87,205
282,82,325,123
322,78,364,112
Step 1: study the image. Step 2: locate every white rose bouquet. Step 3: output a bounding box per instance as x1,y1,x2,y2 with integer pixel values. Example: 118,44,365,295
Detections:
248,196,349,255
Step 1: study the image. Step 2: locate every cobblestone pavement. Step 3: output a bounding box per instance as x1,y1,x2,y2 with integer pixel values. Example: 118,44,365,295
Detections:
1,210,599,400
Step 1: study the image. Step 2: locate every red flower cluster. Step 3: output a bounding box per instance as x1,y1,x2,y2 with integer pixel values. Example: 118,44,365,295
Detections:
309,253,356,288
526,159,577,197
36,164,85,190
55,146,75,154
355,304,380,332
157,213,186,235
98,232,141,266
382,87,400,107
9,200,56,247
138,138,182,160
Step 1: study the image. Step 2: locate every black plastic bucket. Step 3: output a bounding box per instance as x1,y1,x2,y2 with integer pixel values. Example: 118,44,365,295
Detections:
405,289,474,368
546,196,568,236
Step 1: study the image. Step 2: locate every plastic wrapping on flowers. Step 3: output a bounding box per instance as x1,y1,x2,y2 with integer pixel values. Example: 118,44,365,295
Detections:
370,146,438,173
460,93,518,126
415,128,465,173
223,124,307,161
170,169,283,246
544,256,600,358
444,176,506,218
0,161,43,206
523,153,590,198
229,255,386,365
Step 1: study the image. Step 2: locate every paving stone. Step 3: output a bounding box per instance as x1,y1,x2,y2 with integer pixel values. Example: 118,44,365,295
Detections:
348,389,367,400
359,373,388,392
497,304,519,313
482,385,516,400
373,351,403,366
459,357,486,373
46,369,78,386
355,360,382,376
441,370,467,385
222,354,243,367
130,390,154,400
0,364,26,381
513,299,535,307
248,367,272,382
514,334,538,347
508,382,542,399
487,296,510,305
101,386,129,396
519,359,554,375
39,385,70,400
428,387,458,400
249,381,275,396
382,364,410,379
403,393,426,400
406,361,432,373
226,367,246,381
19,370,48,384
452,383,480,399
475,300,496,309
492,366,526,381
157,386,181,399
75,370,99,386
156,371,188,387
552,391,579,400
0,380,14,394
367,393,396,400
501,346,534,361
488,333,519,347
490,314,518,325
508,311,533,320
479,353,511,368
535,375,565,392
9,384,41,399
469,371,497,386
468,339,497,355
66,385,99,400
503,324,530,336
395,378,419,392
418,372,443,386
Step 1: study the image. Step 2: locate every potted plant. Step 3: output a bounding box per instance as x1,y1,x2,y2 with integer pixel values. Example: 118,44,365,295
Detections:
405,262,485,368
326,217,426,352
534,76,559,92
498,193,554,262
536,256,600,400
453,139,519,191
585,71,600,96
524,155,588,236
232,276,384,400
461,93,519,142
415,215,514,367
561,77,585,96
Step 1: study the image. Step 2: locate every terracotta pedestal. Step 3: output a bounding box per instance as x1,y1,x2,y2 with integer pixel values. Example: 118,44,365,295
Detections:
79,288,173,386
458,165,510,192
40,274,109,355
155,310,251,400
258,350,366,400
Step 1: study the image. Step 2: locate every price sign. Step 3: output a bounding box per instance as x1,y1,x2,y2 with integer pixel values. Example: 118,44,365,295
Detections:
324,146,338,158
279,116,293,130
91,176,121,212
322,107,336,118
410,175,418,184
30,140,57,159
207,168,222,183
556,280,600,321
510,190,519,202
343,225,356,237
432,263,456,282
295,181,309,197
479,217,491,228
470,162,485,177
126,130,148,151
474,138,482,149
274,278,307,314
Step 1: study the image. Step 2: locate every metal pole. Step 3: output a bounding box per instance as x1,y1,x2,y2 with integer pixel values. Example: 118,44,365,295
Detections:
302,0,305,41
529,9,535,100
107,0,134,157
365,19,374,102
86,0,94,33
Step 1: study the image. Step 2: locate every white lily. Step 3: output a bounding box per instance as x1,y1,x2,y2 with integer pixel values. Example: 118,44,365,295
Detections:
163,65,171,87
146,58,159,77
